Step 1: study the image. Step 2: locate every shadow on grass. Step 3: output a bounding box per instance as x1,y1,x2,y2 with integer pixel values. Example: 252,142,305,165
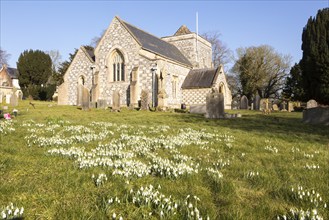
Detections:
167,111,329,145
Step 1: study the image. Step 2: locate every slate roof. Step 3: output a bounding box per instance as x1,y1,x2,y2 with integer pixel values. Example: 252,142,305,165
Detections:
0,65,19,79
181,68,218,89
119,18,192,67
174,25,192,36
82,46,95,62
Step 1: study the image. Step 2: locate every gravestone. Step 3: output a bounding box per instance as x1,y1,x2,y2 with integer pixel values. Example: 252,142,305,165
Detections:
272,104,279,111
287,102,294,112
157,89,168,111
10,93,18,107
251,103,254,110
307,99,317,109
253,94,260,110
240,95,248,109
112,90,120,112
81,86,90,111
190,105,206,114
205,88,225,119
5,94,11,104
97,99,107,109
0,94,2,103
77,84,83,107
130,67,139,108
140,89,149,110
281,101,287,111
262,99,271,115
303,107,329,125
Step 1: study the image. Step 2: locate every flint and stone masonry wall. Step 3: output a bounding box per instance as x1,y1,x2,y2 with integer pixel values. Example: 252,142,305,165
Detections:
58,49,93,105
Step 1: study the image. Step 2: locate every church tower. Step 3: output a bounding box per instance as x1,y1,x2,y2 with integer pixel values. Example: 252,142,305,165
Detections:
162,25,212,69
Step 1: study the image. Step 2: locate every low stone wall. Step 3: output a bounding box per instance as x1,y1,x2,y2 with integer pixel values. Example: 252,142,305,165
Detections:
303,107,329,125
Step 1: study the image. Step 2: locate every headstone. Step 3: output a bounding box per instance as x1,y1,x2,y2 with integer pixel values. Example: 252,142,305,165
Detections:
140,89,149,110
253,94,261,110
10,93,18,107
0,94,2,103
157,89,168,111
112,90,120,112
307,99,317,109
130,67,139,108
6,94,11,104
287,102,294,112
251,103,254,110
303,107,329,125
97,99,107,109
81,86,90,111
281,101,287,111
205,88,225,119
77,84,83,107
272,104,279,111
240,95,248,109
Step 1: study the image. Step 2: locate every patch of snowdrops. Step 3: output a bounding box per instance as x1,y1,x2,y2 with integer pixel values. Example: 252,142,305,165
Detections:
107,184,209,220
1,203,24,220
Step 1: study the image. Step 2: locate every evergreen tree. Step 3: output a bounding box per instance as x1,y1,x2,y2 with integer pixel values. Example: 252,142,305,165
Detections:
300,8,329,104
17,49,52,100
283,63,305,101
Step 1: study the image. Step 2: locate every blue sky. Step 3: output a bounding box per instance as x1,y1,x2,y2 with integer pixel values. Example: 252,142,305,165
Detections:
1,0,328,69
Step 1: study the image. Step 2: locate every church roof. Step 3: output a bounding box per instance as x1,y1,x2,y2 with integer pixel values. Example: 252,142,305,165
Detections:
119,18,192,67
174,25,192,36
181,68,219,89
0,65,19,79
81,46,95,62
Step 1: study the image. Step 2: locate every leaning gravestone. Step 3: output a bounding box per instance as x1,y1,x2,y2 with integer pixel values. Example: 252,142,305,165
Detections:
112,90,120,112
240,95,248,109
307,99,317,109
205,88,225,119
10,93,18,107
81,86,90,111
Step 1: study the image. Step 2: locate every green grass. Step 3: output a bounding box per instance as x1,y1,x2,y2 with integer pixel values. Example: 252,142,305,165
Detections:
1,100,328,219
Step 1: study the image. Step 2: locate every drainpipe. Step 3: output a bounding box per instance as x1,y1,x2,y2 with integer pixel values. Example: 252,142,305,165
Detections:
151,64,157,108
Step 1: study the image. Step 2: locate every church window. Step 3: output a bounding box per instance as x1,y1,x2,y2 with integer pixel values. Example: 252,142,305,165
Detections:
111,51,125,82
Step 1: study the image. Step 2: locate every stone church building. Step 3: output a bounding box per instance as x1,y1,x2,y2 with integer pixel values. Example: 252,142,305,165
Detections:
58,16,231,109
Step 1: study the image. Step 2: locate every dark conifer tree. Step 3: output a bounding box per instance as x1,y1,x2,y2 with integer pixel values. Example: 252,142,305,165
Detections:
300,8,329,104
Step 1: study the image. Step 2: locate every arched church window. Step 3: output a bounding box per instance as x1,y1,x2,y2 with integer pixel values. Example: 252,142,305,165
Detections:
112,51,125,82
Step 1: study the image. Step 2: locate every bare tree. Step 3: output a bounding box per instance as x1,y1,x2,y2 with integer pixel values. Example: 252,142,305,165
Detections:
0,48,11,66
90,29,106,48
46,50,62,72
201,31,232,68
232,45,291,99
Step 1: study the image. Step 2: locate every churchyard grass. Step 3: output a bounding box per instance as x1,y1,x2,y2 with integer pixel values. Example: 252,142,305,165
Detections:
0,100,328,219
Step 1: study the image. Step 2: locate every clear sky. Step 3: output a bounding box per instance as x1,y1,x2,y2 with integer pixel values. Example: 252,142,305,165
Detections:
1,0,328,69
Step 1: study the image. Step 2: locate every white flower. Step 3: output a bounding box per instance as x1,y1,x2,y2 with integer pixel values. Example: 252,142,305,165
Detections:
112,212,116,219
20,207,24,215
1,211,6,219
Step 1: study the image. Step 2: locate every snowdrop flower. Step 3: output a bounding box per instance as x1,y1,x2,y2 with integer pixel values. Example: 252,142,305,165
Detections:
1,211,6,219
112,212,116,219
